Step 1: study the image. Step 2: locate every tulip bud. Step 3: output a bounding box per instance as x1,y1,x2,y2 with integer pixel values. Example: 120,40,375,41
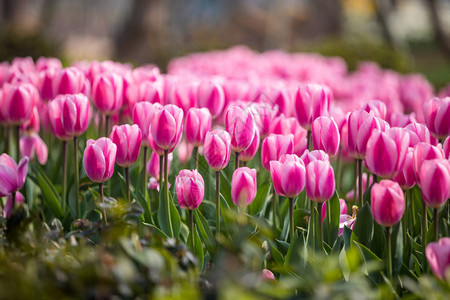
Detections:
405,123,432,147
293,83,331,130
60,94,90,137
169,81,196,113
444,137,450,159
261,134,294,170
83,138,117,183
261,269,276,281
362,100,387,120
371,180,405,227
423,97,450,139
419,159,450,208
305,160,335,202
250,102,278,138
48,95,72,141
110,124,142,167
196,80,225,119
149,104,184,152
270,154,306,198
0,82,39,125
56,67,90,96
270,115,307,156
300,149,330,166
392,148,415,190
426,237,450,281
203,129,231,171
231,167,257,207
239,128,260,163
39,67,60,101
175,169,204,210
185,107,212,146
312,116,340,157
225,105,256,152
132,102,162,146
92,73,124,116
412,142,444,185
347,110,381,159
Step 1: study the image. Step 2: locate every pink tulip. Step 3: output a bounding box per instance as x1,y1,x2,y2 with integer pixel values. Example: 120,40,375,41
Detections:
293,83,331,130
306,160,335,202
132,102,162,146
225,105,256,153
423,97,450,139
56,67,90,96
169,81,196,113
426,237,450,281
3,191,24,218
371,180,405,227
59,94,90,137
270,115,307,156
239,128,260,163
175,169,204,210
392,148,416,190
0,154,29,197
270,154,306,198
177,139,193,165
261,134,294,170
203,129,231,171
412,142,444,185
345,173,373,201
250,102,278,138
83,138,117,183
261,269,276,281
362,100,387,120
20,133,48,165
147,151,173,179
347,110,381,159
185,108,212,146
39,67,60,101
92,73,124,115
312,116,340,157
36,57,62,71
48,95,72,141
444,137,450,159
131,80,164,104
20,107,40,133
0,82,39,125
365,127,410,178
231,167,257,207
339,213,357,236
110,124,142,167
405,123,432,147
389,112,416,127
150,104,184,152
300,150,330,166
419,159,450,208
196,80,225,119
322,198,347,221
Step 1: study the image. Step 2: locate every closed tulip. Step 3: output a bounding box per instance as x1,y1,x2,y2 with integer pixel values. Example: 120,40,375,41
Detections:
250,102,278,138
412,142,444,185
92,73,124,116
185,107,212,146
196,80,225,119
405,123,432,147
444,136,450,159
362,100,387,120
132,102,162,146
293,83,331,130
175,169,204,210
365,127,410,178
169,81,196,114
270,154,306,198
426,237,450,281
231,167,257,207
300,149,330,166
83,138,117,183
423,97,450,139
56,67,90,96
305,160,335,202
312,116,340,157
371,180,405,227
48,95,72,141
261,269,276,281
0,82,39,125
110,124,142,167
347,110,381,159
239,128,260,163
203,129,231,171
0,154,29,197
270,115,308,156
60,94,90,137
39,67,60,101
261,134,294,170
225,105,256,153
150,104,184,152
419,159,450,208
392,148,416,190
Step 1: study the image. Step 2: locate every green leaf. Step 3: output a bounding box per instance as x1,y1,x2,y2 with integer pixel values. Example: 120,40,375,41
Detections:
194,209,216,255
306,206,320,251
371,222,386,259
270,243,285,265
248,180,271,216
143,222,169,238
351,202,373,247
391,222,403,275
32,165,64,219
157,190,181,238
284,231,299,267
193,224,204,271
323,191,340,246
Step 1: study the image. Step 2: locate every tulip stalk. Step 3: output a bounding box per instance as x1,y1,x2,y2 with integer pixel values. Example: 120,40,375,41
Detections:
216,171,221,236
193,146,199,170
74,136,80,219
14,125,20,162
142,146,149,209
336,148,342,190
99,182,107,224
356,159,363,206
105,115,110,137
386,226,393,282
5,126,10,157
164,150,174,237
188,209,194,250
124,167,130,202
62,141,68,209
159,155,163,194
306,130,312,151
273,192,278,232
289,197,294,241
433,208,438,241
235,152,239,170
318,202,323,250
422,202,428,270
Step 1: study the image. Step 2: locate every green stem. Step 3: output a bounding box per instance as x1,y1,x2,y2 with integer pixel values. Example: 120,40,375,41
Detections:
358,159,363,207
15,125,20,162
125,167,130,202
216,171,221,237
336,147,342,191
422,201,428,270
99,182,107,224
193,146,198,170
74,136,80,219
189,209,194,250
235,151,239,170
318,202,323,250
11,191,16,212
289,198,294,241
164,150,173,237
62,141,68,210
159,154,163,193
307,130,312,151
434,208,438,241
143,147,150,211
386,226,393,282
273,190,278,232
5,126,10,157
310,198,315,251
105,115,110,137
353,160,358,203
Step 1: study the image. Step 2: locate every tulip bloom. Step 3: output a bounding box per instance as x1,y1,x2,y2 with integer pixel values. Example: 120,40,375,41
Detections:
293,83,331,130
300,150,330,166
48,96,72,141
426,237,450,281
169,81,196,114
412,142,444,185
39,67,59,101
261,269,276,281
270,154,306,198
175,169,204,210
270,115,308,156
312,116,340,157
132,102,162,146
56,67,90,96
0,154,29,197
419,159,450,209
365,127,410,179
3,191,24,218
60,94,90,137
225,105,256,154
20,133,48,165
347,110,381,159
371,180,405,227
261,134,294,170
423,97,450,139
250,102,278,138
110,124,142,167
239,128,260,163
392,148,416,190
204,130,231,171
147,151,173,191
83,138,117,183
92,73,124,116
196,80,225,119
0,82,39,125
405,123,432,147
306,160,335,203
362,100,387,120
231,167,257,207
185,107,212,147
150,104,184,152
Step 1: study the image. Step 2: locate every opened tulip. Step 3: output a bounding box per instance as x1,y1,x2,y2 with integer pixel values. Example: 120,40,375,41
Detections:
150,104,184,152
312,116,340,157
293,83,331,130
0,154,28,197
371,180,405,227
261,134,294,170
196,80,225,119
426,237,450,281
175,169,204,210
92,73,124,116
423,97,450,139
231,167,257,207
239,128,260,164
392,148,415,190
250,102,278,138
365,127,410,178
56,67,90,96
412,142,444,185
270,115,308,156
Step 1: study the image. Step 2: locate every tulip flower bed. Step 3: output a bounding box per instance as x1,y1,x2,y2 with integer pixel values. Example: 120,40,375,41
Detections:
0,47,449,298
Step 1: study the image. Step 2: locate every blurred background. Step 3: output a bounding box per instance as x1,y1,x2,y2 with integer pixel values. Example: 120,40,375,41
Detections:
1,0,449,88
